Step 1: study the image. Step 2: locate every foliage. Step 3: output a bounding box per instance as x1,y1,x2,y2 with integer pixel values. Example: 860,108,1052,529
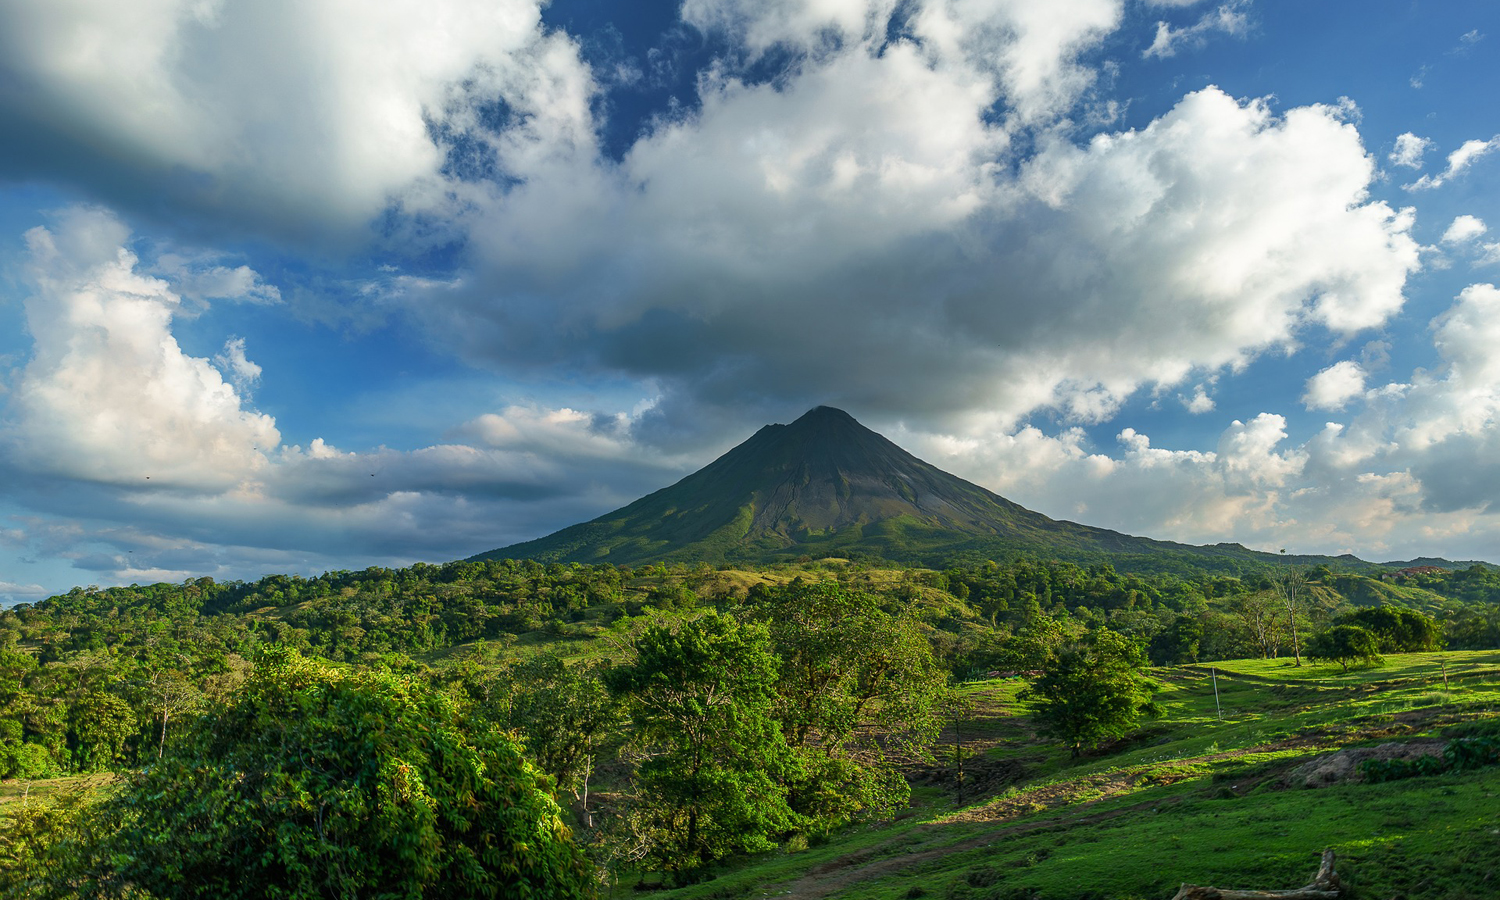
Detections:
1336,606,1441,653
747,579,949,825
1148,614,1204,665
1445,736,1500,771
1019,629,1159,757
487,653,622,824
0,786,113,899
604,613,794,879
1306,624,1384,673
1359,754,1447,783
1359,737,1500,783
36,647,593,899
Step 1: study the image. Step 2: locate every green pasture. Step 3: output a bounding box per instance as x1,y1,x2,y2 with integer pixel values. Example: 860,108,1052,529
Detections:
651,650,1500,900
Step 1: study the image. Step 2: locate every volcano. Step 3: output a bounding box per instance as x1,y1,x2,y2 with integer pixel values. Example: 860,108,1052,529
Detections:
472,406,1281,568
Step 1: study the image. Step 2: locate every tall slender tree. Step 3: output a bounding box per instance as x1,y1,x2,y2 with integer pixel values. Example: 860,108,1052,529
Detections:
1278,551,1307,666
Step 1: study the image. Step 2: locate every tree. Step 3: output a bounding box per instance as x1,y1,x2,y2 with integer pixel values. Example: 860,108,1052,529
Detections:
604,612,794,880
1229,590,1284,659
1277,554,1307,665
499,653,622,827
66,691,134,772
46,646,593,899
748,580,949,825
1338,606,1441,653
1148,614,1204,665
1020,629,1159,758
1307,625,1384,673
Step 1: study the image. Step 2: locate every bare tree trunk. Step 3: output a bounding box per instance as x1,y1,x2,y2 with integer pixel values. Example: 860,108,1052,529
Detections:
580,754,594,829
1277,559,1305,667
1288,602,1301,666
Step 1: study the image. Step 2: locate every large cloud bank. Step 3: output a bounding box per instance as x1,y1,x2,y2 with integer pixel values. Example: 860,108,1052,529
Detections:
2,0,1498,593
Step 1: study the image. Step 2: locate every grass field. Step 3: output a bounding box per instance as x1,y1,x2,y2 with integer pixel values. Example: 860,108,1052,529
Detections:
0,774,113,821
643,650,1500,900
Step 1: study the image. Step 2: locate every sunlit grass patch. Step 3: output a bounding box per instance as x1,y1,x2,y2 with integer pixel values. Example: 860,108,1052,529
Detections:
647,651,1500,900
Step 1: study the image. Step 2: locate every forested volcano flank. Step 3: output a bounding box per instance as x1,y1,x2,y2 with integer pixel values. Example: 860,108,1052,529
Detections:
473,406,1268,568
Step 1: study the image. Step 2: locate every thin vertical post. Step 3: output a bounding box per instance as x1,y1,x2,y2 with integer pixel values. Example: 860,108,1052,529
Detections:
1212,667,1222,721
955,712,964,803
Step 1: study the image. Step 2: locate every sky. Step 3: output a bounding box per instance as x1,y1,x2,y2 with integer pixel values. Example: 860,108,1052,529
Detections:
1,0,1498,602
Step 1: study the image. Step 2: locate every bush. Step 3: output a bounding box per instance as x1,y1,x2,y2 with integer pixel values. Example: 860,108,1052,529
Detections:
1359,754,1446,783
1306,625,1383,673
1445,736,1500,771
0,787,102,898
1358,737,1500,783
1,743,60,780
33,647,593,899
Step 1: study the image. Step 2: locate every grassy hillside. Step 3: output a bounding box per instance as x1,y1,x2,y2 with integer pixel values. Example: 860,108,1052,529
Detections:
645,651,1500,900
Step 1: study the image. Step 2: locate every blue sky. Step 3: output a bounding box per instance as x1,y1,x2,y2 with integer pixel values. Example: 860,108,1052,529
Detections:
2,0,1498,601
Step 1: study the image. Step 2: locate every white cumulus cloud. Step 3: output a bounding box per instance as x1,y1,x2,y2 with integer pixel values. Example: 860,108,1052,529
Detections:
11,207,280,490
1302,360,1367,411
426,79,1419,438
1143,2,1250,60
1388,132,1432,169
0,0,591,241
1404,135,1500,190
214,338,263,394
1441,215,1487,245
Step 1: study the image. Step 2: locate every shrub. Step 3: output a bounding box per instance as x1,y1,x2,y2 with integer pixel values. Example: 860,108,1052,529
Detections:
33,647,593,899
1,743,60,781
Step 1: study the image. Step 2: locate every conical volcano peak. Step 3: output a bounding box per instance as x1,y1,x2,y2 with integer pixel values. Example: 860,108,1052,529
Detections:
791,406,858,425
473,408,1381,570
472,406,1167,566
778,406,876,442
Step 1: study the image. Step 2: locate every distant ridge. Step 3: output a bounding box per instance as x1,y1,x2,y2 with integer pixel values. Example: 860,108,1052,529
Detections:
471,407,1472,572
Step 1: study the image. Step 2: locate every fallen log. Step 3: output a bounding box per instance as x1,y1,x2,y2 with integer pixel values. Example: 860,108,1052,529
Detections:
1169,850,1340,900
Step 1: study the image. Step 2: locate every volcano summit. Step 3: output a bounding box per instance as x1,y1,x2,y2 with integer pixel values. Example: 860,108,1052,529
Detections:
473,407,1289,569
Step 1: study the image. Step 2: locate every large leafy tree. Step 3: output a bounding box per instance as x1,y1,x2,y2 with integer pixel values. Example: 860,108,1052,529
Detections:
1307,624,1384,673
497,653,622,827
1021,629,1159,758
36,647,593,899
747,580,948,824
1337,606,1441,653
605,612,794,880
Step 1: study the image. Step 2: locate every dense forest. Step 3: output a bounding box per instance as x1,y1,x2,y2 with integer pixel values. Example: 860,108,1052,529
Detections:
1,556,1498,894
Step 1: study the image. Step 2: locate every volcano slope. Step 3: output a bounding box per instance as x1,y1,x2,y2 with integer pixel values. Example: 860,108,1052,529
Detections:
475,406,1360,572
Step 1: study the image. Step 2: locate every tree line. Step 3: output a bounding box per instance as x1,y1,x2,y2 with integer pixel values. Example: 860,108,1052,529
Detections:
2,557,1495,782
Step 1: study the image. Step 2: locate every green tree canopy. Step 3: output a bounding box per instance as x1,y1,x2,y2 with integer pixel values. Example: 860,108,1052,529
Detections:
1337,606,1441,653
492,653,622,827
46,646,593,899
747,579,949,825
1308,624,1384,673
604,612,794,880
1020,629,1159,758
